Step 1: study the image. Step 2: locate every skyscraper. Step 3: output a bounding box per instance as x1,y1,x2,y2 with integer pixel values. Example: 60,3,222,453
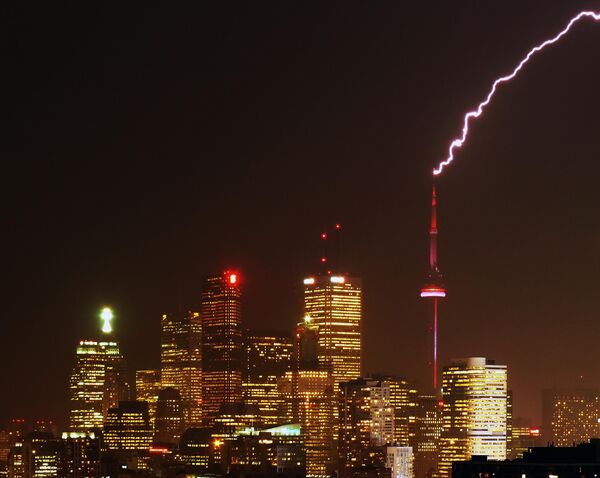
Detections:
302,273,362,391
542,388,600,447
280,369,335,478
338,378,395,478
135,370,161,427
160,310,202,427
242,330,293,426
420,185,446,392
413,394,442,478
436,357,508,478
201,271,243,424
154,387,185,445
68,340,128,432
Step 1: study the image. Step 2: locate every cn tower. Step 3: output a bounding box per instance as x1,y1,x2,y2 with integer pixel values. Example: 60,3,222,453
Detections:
420,184,446,391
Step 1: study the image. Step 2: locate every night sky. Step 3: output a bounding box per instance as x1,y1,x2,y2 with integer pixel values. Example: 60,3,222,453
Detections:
4,1,600,429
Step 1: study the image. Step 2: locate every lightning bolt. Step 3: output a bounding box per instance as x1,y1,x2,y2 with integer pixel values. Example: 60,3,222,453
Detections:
433,11,600,176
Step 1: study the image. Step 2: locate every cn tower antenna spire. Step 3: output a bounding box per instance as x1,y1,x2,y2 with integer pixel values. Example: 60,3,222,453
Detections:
429,183,438,270
420,182,446,393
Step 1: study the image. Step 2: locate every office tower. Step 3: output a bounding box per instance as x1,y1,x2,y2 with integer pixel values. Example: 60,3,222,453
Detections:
160,310,202,427
436,357,508,478
387,446,414,478
542,388,600,447
338,378,394,477
413,395,443,478
154,387,185,445
508,419,541,460
103,401,153,451
420,185,446,392
201,271,243,424
280,369,335,478
59,431,101,477
69,340,129,432
135,369,161,427
302,273,362,391
242,330,293,426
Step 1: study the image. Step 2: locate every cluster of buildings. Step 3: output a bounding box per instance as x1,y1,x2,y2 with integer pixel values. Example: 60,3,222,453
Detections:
1,195,600,478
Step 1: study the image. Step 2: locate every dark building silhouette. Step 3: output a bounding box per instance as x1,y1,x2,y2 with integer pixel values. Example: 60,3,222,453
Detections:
154,388,185,445
453,439,600,478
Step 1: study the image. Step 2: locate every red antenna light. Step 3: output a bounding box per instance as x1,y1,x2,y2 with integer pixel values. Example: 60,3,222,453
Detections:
321,257,327,263
321,232,327,240
335,223,341,230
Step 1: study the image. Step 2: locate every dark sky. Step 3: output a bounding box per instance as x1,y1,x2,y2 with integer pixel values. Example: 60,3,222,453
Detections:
3,1,600,429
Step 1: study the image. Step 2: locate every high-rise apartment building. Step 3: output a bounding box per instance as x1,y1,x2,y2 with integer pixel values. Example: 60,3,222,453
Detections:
103,401,153,451
69,340,129,432
302,274,362,390
387,446,414,478
338,378,394,477
542,388,600,447
201,271,243,424
135,369,161,427
242,331,293,426
160,310,202,427
436,357,508,478
374,375,419,448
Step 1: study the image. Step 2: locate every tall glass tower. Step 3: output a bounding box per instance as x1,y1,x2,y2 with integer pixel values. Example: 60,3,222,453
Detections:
201,271,243,424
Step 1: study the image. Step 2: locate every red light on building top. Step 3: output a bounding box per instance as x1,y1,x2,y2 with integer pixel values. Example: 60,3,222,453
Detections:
335,223,341,230
321,257,327,263
224,271,239,285
321,232,327,240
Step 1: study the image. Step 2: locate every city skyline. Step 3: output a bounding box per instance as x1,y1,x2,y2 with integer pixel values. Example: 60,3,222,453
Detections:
4,0,600,437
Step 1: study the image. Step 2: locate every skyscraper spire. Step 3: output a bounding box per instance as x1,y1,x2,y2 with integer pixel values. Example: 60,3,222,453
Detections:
420,183,447,391
429,184,438,270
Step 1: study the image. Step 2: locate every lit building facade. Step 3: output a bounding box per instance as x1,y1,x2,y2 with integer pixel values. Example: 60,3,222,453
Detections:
242,330,293,426
280,369,335,478
135,369,161,427
413,394,443,478
103,401,153,451
160,311,202,427
542,388,600,447
69,340,129,432
374,375,419,448
302,274,362,390
201,271,243,424
338,378,394,478
436,357,508,478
